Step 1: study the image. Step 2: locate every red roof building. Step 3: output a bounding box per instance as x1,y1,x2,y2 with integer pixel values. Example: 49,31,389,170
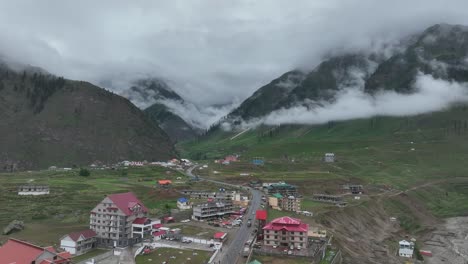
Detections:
256,210,267,221
152,230,167,240
66,229,97,242
90,192,149,248
107,192,148,216
263,216,309,248
60,229,97,255
133,217,149,225
153,223,163,229
214,232,227,241
0,238,71,264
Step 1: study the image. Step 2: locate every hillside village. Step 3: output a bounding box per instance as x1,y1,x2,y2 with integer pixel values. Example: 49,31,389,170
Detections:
2,6,468,264
0,153,444,264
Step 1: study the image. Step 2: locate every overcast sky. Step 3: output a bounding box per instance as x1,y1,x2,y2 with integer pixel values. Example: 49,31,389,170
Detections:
1,0,468,106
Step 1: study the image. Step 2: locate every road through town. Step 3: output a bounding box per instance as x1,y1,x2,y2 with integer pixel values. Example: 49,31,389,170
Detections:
186,166,263,264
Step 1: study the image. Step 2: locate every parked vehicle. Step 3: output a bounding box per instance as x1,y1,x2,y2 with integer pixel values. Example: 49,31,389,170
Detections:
243,246,250,257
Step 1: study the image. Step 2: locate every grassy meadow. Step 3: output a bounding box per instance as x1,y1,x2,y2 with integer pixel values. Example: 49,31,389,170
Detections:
179,106,468,233
0,166,205,246
135,248,212,264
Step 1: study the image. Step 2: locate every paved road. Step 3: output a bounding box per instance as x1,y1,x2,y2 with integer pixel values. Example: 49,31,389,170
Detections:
186,165,263,264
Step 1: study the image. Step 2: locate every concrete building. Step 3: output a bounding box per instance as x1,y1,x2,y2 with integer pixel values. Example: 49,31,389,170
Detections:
263,216,309,248
268,194,281,210
181,190,236,201
60,229,97,255
342,184,364,194
192,201,234,221
264,182,298,197
90,192,158,248
324,153,335,163
177,197,192,210
132,217,161,239
398,240,414,258
18,185,49,195
268,193,301,211
279,195,302,212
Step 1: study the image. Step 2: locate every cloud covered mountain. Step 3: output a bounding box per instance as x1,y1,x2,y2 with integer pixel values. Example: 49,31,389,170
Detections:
220,24,468,130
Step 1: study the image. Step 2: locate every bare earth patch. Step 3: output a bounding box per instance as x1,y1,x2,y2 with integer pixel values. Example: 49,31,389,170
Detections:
423,217,468,264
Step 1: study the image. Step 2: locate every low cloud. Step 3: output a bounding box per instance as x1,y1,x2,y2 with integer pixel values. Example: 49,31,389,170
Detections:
158,99,239,130
238,73,468,127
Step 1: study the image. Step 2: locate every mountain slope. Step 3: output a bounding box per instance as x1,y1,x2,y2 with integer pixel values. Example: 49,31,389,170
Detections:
0,65,176,170
144,102,198,142
120,79,199,142
223,23,468,128
226,54,375,124
365,23,468,93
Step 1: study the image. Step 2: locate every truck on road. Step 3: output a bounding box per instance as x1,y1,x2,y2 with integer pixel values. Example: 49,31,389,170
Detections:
243,246,250,257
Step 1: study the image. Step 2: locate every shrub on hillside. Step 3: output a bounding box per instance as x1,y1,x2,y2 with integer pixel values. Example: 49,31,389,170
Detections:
79,168,90,177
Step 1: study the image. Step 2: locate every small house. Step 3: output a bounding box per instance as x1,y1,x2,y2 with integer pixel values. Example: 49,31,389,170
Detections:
18,185,50,196
177,197,192,210
152,230,166,240
60,229,97,255
214,232,227,241
224,155,238,162
342,184,364,194
324,153,335,163
398,240,414,258
158,180,172,188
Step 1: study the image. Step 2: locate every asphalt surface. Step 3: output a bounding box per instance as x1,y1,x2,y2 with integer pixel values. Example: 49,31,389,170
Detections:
186,166,263,264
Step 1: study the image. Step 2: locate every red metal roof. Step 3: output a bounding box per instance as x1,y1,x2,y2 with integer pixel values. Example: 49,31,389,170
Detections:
133,217,149,225
152,230,167,236
66,229,97,242
0,239,71,264
108,192,148,216
214,232,227,239
256,210,267,220
263,216,309,232
153,223,163,229
271,216,301,225
158,180,172,185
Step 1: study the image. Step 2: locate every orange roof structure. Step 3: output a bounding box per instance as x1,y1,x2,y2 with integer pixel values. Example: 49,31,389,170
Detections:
158,180,172,185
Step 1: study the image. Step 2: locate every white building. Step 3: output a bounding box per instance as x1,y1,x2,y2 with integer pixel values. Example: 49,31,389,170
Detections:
177,198,192,210
60,229,97,255
324,153,335,163
398,240,414,258
132,217,162,239
18,185,50,195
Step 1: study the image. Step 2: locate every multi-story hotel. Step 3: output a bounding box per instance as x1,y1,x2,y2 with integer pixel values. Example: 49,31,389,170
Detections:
263,216,309,248
90,192,158,247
